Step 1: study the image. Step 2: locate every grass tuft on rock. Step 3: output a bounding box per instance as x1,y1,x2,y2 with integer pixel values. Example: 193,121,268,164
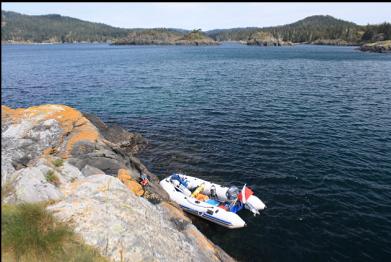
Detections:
52,158,64,167
46,170,60,187
1,181,15,204
1,203,107,262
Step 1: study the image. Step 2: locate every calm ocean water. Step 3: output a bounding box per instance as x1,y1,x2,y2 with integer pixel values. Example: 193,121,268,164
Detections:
2,43,391,261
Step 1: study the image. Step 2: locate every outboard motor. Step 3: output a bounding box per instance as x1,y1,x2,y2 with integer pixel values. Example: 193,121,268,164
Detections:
238,185,266,216
245,195,266,215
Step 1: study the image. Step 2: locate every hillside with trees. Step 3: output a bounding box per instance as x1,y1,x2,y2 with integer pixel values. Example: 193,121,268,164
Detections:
110,28,183,45
1,11,390,49
112,29,218,45
206,15,391,46
262,15,361,44
1,11,129,43
175,29,219,45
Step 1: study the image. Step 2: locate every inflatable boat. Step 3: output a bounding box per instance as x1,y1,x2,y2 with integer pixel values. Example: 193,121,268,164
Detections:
160,173,266,229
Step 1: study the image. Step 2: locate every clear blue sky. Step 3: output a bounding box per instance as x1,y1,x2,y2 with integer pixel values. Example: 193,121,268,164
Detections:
2,2,390,30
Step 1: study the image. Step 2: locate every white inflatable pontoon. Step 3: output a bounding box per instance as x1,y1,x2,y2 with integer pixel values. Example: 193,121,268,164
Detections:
160,173,266,229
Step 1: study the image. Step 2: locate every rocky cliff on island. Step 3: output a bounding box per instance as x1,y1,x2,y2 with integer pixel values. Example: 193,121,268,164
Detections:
246,31,293,46
1,104,234,262
359,40,391,53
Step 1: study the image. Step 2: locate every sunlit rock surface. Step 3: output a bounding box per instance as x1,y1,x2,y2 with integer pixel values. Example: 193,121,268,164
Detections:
1,104,234,262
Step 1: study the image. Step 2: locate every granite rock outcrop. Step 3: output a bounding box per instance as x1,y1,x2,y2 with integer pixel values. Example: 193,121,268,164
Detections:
1,104,234,262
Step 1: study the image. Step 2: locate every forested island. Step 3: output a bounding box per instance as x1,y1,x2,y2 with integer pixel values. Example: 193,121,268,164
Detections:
112,29,219,45
1,11,390,51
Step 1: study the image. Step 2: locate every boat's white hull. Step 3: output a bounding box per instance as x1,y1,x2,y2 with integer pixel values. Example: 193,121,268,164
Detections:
160,174,265,228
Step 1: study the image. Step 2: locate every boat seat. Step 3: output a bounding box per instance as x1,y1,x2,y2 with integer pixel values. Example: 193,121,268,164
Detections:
205,199,220,206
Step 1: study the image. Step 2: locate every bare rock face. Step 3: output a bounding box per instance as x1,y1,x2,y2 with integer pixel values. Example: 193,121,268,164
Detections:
247,31,292,46
83,113,146,155
81,164,106,176
59,161,84,183
3,165,63,204
360,40,391,53
48,175,226,262
2,157,85,204
1,108,63,183
1,104,234,262
1,104,99,181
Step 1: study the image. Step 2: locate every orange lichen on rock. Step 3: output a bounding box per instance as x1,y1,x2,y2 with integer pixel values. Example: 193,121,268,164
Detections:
3,104,71,124
43,147,55,157
118,169,132,181
64,126,99,158
2,104,100,158
1,105,14,117
1,105,26,124
118,169,144,196
43,105,84,133
38,105,100,157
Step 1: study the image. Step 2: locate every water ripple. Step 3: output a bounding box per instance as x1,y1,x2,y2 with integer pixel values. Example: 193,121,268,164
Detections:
2,43,391,262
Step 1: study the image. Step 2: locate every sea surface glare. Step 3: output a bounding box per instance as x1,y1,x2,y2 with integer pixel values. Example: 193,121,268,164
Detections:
2,43,391,261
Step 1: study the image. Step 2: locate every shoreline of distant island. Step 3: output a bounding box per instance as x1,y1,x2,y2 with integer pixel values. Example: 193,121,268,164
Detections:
2,11,390,52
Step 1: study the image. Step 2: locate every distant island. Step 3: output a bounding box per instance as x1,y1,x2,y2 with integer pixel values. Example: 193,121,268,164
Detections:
111,29,219,45
1,11,390,52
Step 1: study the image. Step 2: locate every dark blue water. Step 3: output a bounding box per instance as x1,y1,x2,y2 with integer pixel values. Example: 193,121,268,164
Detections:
2,43,391,261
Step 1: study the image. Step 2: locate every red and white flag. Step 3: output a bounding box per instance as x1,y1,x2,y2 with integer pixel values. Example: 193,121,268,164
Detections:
238,184,253,204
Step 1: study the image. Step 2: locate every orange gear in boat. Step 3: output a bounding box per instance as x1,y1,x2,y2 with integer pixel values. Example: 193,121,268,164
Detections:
196,193,209,202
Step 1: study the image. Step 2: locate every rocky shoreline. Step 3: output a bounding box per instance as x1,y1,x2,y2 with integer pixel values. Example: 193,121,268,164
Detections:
359,40,391,53
111,40,219,46
246,31,293,46
1,104,234,262
309,39,357,46
3,40,390,53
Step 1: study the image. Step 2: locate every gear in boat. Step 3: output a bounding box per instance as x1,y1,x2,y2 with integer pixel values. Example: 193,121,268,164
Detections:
160,173,266,229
